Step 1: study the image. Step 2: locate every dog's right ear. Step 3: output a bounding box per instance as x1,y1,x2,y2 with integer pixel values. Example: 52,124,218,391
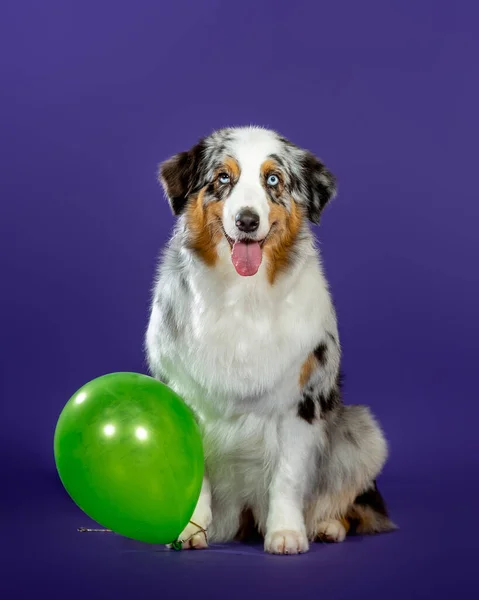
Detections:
158,140,208,215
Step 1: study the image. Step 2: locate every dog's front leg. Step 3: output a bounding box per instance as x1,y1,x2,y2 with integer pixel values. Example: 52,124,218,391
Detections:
171,476,212,550
264,414,316,555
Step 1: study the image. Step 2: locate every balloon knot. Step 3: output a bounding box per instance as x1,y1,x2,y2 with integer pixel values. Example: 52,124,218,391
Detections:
170,520,208,551
171,540,183,551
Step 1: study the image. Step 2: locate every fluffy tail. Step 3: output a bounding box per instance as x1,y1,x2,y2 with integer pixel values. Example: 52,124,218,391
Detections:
344,480,398,535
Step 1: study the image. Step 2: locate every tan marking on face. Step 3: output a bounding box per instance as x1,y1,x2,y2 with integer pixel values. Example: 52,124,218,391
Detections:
260,158,285,197
260,158,279,175
299,353,317,388
211,156,241,197
263,199,302,285
223,156,241,179
185,188,224,266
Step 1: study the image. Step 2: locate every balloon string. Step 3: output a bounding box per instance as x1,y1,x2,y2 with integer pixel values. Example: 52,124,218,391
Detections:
171,519,208,551
77,521,208,550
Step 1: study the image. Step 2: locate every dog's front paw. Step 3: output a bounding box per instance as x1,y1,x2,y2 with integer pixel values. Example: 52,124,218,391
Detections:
316,519,347,543
169,505,212,550
264,529,309,555
178,521,209,549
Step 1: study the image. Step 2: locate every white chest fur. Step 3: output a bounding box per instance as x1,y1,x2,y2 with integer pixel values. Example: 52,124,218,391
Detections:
148,245,335,420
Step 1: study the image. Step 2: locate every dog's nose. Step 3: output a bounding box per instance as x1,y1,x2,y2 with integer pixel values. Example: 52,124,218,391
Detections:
235,208,260,233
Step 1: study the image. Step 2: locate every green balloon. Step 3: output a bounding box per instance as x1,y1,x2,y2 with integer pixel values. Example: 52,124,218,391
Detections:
54,372,204,545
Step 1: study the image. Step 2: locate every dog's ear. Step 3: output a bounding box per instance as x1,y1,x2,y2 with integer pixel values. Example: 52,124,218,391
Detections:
158,140,208,215
300,151,337,224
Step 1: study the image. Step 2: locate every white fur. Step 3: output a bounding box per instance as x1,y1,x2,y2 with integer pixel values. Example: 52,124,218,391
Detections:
146,127,388,554
221,128,282,242
146,249,335,550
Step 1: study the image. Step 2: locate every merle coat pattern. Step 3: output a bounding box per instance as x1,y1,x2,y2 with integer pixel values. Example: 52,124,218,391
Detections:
146,126,395,554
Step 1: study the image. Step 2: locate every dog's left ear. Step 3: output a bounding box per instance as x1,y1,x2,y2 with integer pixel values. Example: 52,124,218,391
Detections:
158,140,208,215
300,151,337,224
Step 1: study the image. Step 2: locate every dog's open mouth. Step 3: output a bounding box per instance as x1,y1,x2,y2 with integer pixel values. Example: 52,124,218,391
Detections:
221,224,274,277
231,239,263,277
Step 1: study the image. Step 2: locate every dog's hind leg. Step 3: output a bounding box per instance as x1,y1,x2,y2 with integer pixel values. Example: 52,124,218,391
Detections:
306,405,396,542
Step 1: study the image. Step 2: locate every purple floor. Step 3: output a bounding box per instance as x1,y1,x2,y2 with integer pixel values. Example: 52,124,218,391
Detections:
4,462,478,599
2,1,479,598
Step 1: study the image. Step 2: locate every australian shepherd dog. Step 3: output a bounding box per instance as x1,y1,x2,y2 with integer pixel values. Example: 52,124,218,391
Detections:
145,126,395,554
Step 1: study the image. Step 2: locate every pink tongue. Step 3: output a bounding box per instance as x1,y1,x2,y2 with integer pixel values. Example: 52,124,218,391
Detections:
231,241,262,276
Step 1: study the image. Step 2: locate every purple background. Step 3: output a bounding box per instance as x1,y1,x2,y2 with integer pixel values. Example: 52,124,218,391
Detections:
1,0,478,597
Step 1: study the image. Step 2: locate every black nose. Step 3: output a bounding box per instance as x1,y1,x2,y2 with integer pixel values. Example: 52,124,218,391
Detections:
235,208,260,233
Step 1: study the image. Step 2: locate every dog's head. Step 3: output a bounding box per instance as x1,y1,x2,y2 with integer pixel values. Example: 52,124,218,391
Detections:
159,127,336,283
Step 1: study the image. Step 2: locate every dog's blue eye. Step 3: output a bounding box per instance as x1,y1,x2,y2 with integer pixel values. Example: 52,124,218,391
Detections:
218,173,230,184
267,174,279,186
